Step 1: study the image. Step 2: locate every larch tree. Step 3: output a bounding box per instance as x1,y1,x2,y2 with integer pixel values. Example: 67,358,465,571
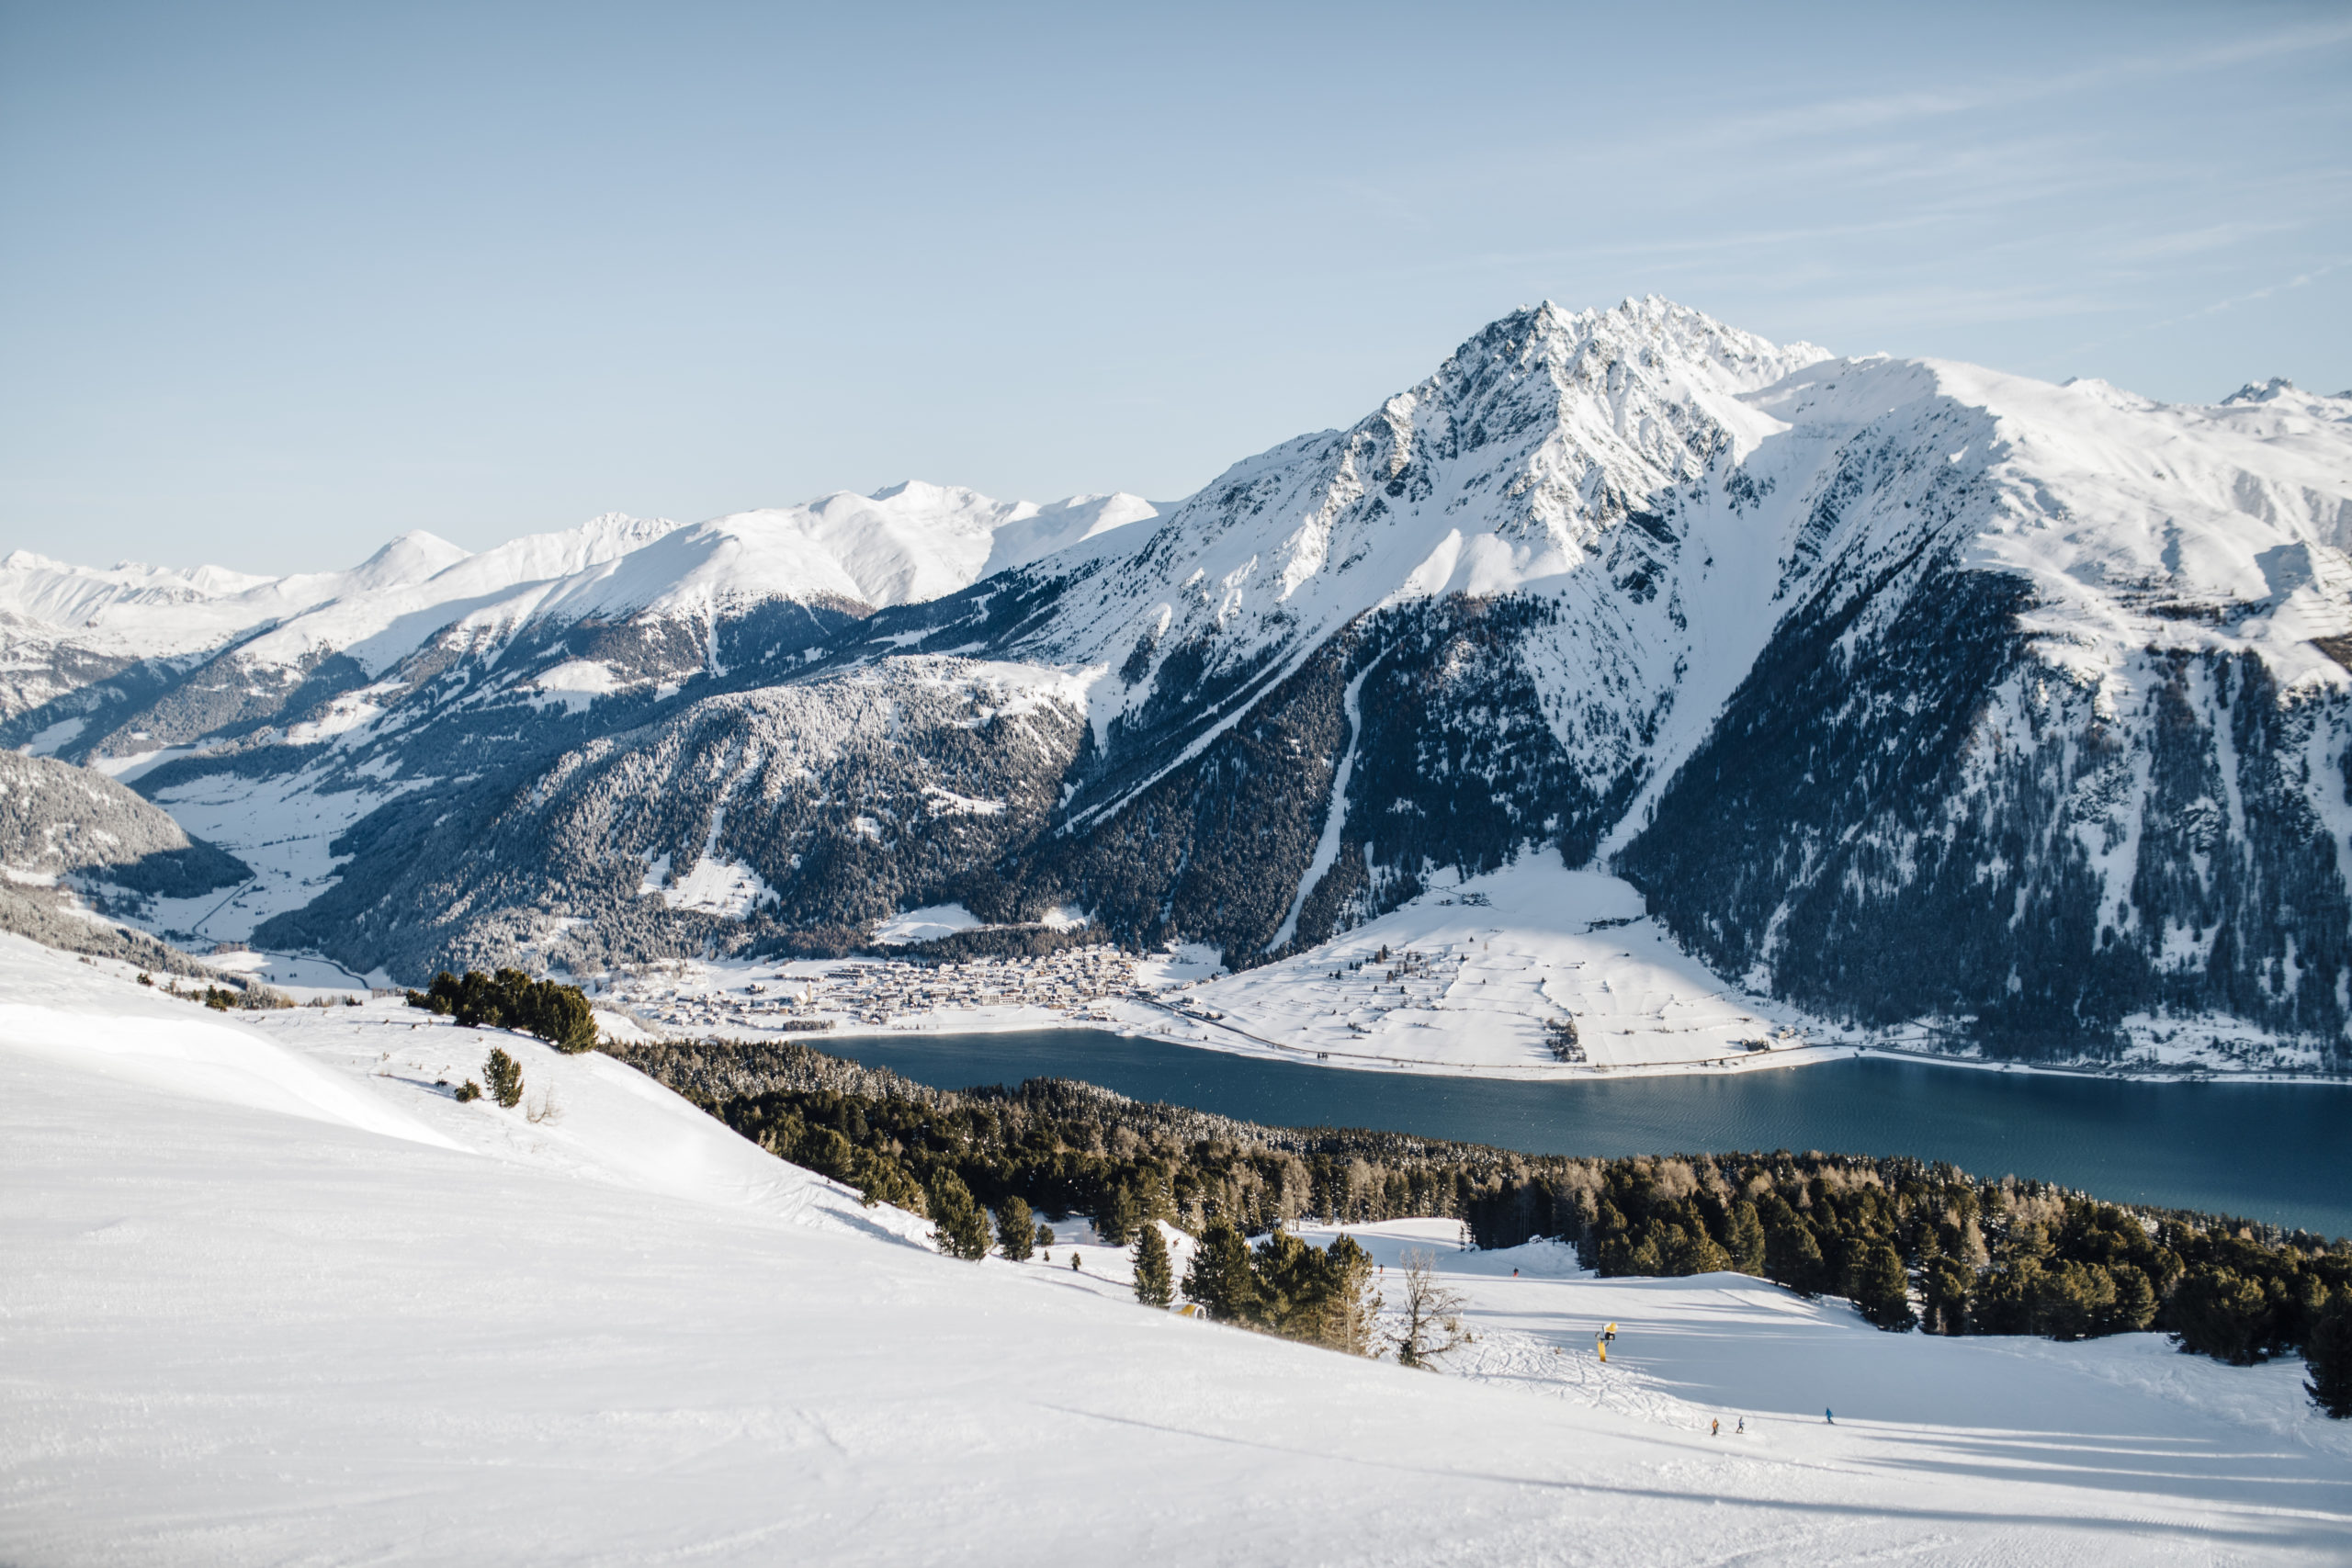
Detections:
1389,1247,1473,1368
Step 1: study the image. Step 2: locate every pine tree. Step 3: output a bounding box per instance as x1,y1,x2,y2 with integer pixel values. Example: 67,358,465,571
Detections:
1132,1223,1173,1306
854,1149,926,1214
797,1125,860,1181
2109,1264,2158,1333
2169,1265,2279,1365
1664,1224,1732,1275
1854,1243,1916,1332
927,1169,992,1260
1726,1201,1768,1276
996,1195,1035,1262
1921,1256,1973,1335
482,1046,524,1109
1763,1209,1829,1297
412,967,599,1051
1095,1182,1139,1247
1035,1221,1057,1253
2304,1296,2352,1419
1181,1216,1260,1323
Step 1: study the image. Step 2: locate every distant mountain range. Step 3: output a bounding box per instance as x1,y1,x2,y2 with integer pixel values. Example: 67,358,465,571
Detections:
6,297,2348,1061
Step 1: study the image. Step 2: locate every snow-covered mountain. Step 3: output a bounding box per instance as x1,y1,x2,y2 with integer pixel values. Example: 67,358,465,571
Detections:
6,298,2347,1064
1,482,1157,761
0,750,246,975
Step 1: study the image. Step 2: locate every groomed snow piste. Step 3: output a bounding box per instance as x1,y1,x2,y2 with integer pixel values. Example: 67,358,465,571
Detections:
3,936,2346,1565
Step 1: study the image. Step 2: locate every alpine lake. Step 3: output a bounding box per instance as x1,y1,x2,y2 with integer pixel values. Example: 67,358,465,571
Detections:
808,1030,2352,1241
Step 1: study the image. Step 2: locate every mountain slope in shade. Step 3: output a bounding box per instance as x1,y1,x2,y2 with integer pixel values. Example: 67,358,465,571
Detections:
0,750,248,898
1615,357,2352,1052
0,751,246,975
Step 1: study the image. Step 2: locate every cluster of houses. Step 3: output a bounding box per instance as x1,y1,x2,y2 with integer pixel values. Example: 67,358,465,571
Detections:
813,947,1147,1024
602,944,1152,1033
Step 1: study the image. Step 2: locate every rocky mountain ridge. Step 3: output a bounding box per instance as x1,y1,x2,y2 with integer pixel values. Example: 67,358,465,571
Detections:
6,297,2347,1062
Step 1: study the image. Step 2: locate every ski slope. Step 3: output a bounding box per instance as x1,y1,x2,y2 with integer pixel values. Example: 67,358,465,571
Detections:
2,936,2346,1565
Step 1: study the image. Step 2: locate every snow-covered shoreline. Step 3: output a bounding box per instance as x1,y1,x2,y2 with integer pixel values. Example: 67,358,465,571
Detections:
794,1011,2352,1088
559,854,2352,1089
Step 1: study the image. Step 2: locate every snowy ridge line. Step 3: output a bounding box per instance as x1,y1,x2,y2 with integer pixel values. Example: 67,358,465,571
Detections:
6,299,2350,1069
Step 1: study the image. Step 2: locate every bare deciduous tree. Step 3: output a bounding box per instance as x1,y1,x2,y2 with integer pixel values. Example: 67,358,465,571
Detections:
1389,1247,1473,1369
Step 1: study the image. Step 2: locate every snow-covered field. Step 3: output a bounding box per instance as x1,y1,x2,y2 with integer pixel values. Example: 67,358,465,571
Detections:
1188,858,1816,1073
4,934,2347,1564
130,757,418,964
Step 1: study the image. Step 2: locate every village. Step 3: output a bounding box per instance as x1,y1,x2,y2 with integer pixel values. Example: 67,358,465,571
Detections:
594,942,1165,1037
585,934,1536,1053
565,862,1830,1076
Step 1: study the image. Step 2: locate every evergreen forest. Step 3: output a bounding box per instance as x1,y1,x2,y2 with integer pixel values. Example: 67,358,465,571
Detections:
607,1039,2352,1398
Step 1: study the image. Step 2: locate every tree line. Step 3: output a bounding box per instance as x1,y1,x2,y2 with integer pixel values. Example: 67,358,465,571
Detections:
407,967,599,1052
607,1038,2352,1411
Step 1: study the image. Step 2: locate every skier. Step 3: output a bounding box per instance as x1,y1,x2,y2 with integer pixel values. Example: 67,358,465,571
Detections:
1826,1408,1834,1425
1711,1418,1719,1437
1736,1417,1745,1435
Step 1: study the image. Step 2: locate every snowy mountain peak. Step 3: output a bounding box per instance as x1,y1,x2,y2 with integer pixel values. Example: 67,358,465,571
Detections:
2222,376,2299,405
1510,294,1832,397
9,297,2352,1070
345,529,472,591
1020,297,1836,712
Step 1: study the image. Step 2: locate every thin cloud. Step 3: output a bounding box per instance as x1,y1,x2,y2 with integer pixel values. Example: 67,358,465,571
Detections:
1680,17,2352,149
2033,258,2351,369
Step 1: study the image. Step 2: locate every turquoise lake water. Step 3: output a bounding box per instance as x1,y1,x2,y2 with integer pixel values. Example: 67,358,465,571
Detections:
812,1031,2351,1240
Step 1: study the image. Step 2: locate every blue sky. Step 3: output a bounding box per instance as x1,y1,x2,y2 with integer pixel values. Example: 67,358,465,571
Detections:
3,1,2346,572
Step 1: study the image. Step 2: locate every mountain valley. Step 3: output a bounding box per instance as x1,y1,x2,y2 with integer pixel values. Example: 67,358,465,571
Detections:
6,298,2348,1073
